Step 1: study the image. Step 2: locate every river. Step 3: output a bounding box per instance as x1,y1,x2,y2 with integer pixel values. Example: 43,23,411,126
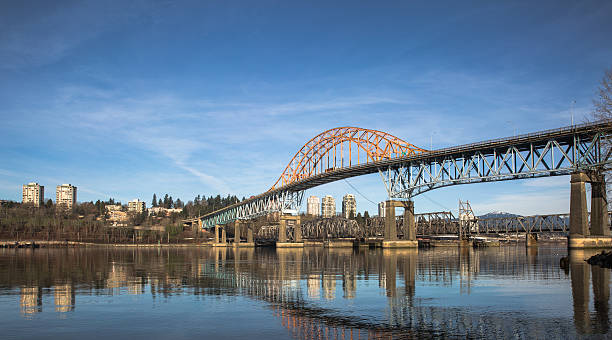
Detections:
0,245,609,339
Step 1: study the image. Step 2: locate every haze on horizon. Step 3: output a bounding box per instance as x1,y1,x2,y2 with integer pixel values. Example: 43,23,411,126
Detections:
1,1,611,216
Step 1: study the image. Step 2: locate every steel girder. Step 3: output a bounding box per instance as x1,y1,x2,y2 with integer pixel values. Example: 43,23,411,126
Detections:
381,127,612,199
200,190,303,229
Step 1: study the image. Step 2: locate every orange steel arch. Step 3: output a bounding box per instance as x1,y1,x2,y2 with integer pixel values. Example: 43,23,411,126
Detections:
271,127,427,190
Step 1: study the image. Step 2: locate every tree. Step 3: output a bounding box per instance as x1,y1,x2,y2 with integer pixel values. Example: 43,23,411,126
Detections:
593,68,612,120
363,211,370,219
592,68,612,195
152,194,157,207
163,194,169,208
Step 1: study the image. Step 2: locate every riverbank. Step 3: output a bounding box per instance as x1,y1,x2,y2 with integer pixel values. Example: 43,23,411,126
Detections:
0,240,214,248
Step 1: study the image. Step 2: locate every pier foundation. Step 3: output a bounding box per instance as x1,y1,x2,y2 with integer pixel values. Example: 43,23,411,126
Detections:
382,200,417,248
569,172,612,249
276,214,303,248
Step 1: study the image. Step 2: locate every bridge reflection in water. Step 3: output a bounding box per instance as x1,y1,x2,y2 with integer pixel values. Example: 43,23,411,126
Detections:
2,247,610,338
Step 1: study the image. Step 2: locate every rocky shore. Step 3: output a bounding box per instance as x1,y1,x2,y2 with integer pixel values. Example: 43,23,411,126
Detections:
586,251,612,268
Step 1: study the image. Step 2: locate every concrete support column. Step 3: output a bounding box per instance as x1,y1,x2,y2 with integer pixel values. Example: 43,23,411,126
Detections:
404,201,416,241
278,219,287,243
294,220,302,242
221,228,227,243
591,176,610,236
384,200,397,241
247,227,254,243
214,225,220,244
570,173,590,236
234,221,241,245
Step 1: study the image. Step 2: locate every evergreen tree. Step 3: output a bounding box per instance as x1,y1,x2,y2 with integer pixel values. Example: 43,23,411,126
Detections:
168,196,173,208
158,198,162,207
152,193,157,207
163,194,169,208
363,211,370,219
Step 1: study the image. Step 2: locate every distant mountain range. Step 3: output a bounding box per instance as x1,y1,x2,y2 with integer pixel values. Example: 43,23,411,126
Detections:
478,211,521,219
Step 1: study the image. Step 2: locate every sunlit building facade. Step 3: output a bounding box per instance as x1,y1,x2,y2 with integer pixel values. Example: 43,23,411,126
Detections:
378,201,386,218
306,196,320,216
321,195,336,218
22,182,44,207
128,199,145,213
342,194,356,219
56,184,77,210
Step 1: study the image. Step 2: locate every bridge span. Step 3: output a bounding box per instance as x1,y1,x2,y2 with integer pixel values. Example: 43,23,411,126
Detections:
199,120,612,248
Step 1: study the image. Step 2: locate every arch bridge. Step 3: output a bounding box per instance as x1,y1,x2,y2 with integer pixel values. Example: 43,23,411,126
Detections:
200,120,612,247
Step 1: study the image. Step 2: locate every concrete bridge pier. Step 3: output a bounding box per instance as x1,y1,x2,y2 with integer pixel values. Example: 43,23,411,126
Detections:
383,200,417,248
590,174,610,237
569,172,612,248
247,227,254,244
234,220,254,247
212,225,227,247
276,215,303,248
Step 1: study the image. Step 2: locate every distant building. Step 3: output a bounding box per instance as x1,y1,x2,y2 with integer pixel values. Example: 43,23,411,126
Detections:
148,206,182,216
105,205,122,212
56,184,77,210
378,201,386,218
108,210,128,222
22,182,44,207
307,196,320,216
128,199,145,213
321,195,336,218
342,194,356,219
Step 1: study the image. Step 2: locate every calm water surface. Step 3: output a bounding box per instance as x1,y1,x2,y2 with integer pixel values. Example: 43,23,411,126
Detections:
0,245,610,339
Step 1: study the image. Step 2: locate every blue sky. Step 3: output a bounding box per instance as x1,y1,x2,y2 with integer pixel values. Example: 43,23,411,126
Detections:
1,1,611,216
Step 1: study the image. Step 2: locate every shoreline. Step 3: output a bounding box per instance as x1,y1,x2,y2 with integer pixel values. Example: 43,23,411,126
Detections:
0,240,215,248
0,238,569,249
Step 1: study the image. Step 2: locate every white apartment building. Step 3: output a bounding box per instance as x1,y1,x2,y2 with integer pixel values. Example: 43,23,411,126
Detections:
306,196,320,216
321,195,336,218
105,205,122,212
22,182,44,207
342,194,356,219
128,199,146,213
378,201,386,218
56,184,77,210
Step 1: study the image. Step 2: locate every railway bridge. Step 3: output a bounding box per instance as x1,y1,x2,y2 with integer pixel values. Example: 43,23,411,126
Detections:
199,120,612,248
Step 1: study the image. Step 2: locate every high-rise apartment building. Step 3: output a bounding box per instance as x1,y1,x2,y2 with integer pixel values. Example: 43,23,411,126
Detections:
306,196,320,216
342,194,356,219
378,201,386,217
321,195,336,218
128,199,146,213
56,184,77,210
22,182,44,207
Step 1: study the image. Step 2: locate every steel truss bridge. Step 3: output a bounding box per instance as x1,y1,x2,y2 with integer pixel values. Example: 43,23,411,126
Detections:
200,120,612,229
255,213,612,242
